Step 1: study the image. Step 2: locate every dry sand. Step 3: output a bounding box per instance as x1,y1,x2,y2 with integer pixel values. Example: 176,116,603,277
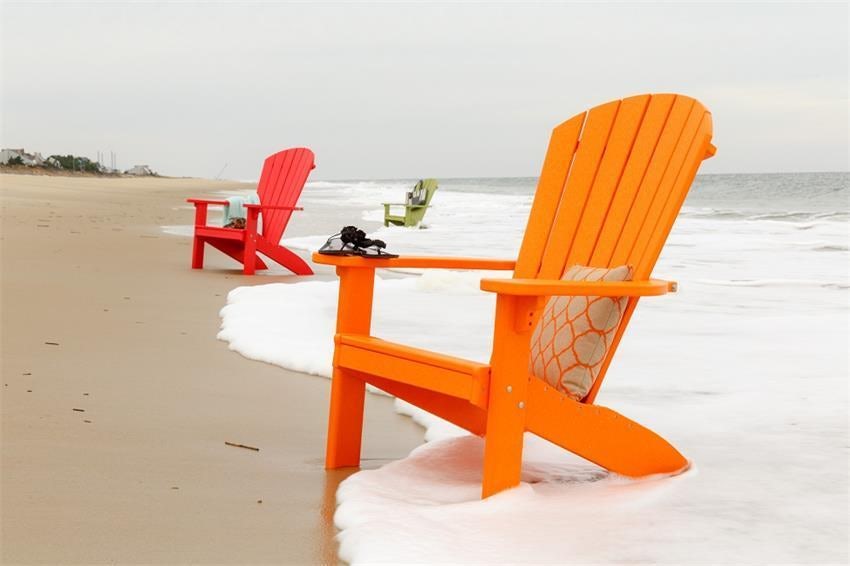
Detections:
0,174,424,565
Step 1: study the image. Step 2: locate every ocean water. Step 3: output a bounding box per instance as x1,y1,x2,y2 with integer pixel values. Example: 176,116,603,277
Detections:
217,172,849,564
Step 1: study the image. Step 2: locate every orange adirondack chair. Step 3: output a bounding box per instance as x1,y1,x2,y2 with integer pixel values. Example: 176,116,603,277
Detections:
188,147,315,275
313,94,716,498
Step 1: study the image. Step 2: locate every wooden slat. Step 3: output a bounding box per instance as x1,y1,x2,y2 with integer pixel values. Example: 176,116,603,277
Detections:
186,198,229,206
258,150,287,203
261,149,296,242
272,148,311,240
589,94,676,266
635,111,713,274
479,277,673,296
587,99,712,401
336,337,490,408
626,101,705,278
272,149,303,214
254,148,314,245
276,149,314,243
514,113,585,278
537,99,620,279
608,96,695,267
339,334,489,376
567,94,651,265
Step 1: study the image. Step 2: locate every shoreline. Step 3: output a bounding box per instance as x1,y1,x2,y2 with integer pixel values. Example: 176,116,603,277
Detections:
0,173,425,564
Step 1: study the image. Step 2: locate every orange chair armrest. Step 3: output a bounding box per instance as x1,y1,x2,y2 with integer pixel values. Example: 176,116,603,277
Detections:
480,278,677,296
187,198,229,206
312,253,516,271
243,204,304,211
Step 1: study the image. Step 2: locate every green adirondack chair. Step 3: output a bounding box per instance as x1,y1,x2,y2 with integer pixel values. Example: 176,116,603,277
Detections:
383,179,439,227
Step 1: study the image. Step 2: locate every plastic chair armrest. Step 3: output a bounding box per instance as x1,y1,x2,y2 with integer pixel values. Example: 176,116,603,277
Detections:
480,278,677,296
243,204,304,211
187,198,229,206
312,253,516,271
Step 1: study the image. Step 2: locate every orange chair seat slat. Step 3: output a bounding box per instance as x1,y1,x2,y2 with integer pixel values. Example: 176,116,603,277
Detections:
337,335,490,408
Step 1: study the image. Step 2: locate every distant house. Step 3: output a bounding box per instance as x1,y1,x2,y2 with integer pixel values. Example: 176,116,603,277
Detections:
0,148,21,164
45,156,63,169
125,164,155,176
1,148,44,166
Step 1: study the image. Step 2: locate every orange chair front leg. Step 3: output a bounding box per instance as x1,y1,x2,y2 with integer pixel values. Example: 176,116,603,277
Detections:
481,295,537,498
326,366,367,468
325,266,377,469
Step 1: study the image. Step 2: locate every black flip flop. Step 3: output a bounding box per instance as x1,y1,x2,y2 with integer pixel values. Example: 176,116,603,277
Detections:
357,246,399,259
319,226,399,258
318,232,359,256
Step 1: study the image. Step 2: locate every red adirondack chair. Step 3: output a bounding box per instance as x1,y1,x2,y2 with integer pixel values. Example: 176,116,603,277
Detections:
188,148,316,275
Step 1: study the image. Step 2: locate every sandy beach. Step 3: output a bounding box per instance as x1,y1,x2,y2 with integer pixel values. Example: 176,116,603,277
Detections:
0,173,424,564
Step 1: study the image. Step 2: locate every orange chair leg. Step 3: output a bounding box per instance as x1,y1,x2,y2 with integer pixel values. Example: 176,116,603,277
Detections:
481,295,535,498
325,266,376,469
325,367,367,468
481,393,527,498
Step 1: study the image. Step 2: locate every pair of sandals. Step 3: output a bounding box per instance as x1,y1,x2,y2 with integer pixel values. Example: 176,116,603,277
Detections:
319,225,398,258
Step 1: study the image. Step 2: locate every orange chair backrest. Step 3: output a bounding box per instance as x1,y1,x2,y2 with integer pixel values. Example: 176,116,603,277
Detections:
256,147,316,244
515,94,714,399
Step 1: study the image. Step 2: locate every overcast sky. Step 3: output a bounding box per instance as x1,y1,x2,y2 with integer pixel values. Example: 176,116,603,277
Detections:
1,2,847,180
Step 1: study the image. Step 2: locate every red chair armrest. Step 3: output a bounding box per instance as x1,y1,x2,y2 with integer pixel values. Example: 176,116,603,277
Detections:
187,198,229,206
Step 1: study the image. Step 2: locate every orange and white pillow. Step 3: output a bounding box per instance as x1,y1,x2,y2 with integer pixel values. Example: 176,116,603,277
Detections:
529,264,632,400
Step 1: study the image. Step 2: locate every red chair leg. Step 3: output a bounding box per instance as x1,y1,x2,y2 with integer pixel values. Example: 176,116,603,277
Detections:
244,208,260,275
191,236,205,269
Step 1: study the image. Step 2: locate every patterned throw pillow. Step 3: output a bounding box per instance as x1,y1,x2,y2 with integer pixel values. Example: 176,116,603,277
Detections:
529,264,633,400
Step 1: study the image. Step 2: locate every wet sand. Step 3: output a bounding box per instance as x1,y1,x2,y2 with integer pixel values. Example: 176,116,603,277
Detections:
0,174,424,564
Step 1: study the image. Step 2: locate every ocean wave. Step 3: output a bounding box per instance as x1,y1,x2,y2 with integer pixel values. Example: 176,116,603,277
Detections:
786,240,850,252
812,244,850,252
748,211,821,221
748,211,850,222
695,278,850,289
680,207,747,220
680,207,849,223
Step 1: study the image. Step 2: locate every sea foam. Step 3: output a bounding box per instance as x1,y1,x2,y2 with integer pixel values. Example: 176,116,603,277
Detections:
217,173,849,564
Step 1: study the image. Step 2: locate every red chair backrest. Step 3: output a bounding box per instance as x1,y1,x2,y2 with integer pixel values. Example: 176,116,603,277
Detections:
256,148,315,244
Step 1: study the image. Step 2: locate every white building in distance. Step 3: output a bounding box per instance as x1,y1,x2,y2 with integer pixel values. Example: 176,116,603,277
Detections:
125,165,155,176
1,148,45,166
